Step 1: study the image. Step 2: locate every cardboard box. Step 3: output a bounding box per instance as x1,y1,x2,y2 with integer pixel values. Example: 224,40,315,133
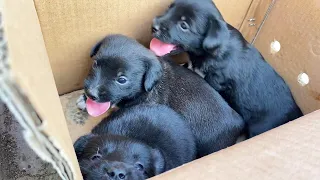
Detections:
0,0,319,179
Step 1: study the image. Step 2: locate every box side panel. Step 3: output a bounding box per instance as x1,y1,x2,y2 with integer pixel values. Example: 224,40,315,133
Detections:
152,110,320,180
253,0,320,113
3,0,82,179
34,0,252,94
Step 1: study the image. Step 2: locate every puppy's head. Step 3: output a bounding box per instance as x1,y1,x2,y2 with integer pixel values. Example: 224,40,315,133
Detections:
151,0,229,56
84,35,162,114
74,134,164,180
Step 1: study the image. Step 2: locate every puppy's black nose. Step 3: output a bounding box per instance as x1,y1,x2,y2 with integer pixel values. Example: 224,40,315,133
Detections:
85,90,98,101
87,94,97,101
152,18,160,33
152,25,160,33
107,168,127,179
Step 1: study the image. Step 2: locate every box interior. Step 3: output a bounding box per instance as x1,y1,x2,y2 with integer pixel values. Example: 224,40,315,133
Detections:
34,0,257,143
3,0,320,179
34,0,253,95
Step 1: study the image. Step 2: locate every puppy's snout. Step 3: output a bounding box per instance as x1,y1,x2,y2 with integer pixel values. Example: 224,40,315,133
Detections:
86,89,98,101
85,85,102,101
152,25,160,33
152,18,160,33
106,166,127,179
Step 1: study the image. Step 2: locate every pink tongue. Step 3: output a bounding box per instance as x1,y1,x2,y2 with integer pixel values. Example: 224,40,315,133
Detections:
150,38,176,56
86,98,111,117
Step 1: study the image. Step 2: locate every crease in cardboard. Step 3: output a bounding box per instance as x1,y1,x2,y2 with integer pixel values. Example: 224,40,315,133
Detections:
0,13,74,180
238,0,254,36
251,0,276,44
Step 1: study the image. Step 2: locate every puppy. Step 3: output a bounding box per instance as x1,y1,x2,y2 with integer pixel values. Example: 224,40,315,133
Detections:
78,34,244,157
151,0,303,138
74,105,196,180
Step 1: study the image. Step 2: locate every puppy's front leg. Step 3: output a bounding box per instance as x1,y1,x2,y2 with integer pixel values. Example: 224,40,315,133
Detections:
76,93,87,111
204,74,225,92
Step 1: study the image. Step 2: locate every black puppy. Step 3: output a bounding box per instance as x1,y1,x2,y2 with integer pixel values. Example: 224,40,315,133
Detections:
77,34,244,157
151,0,303,137
74,105,196,180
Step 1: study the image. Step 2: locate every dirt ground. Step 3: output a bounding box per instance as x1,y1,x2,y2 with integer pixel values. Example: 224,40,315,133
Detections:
0,101,60,180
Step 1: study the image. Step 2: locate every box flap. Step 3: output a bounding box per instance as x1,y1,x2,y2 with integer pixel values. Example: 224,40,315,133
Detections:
152,110,320,180
0,0,82,179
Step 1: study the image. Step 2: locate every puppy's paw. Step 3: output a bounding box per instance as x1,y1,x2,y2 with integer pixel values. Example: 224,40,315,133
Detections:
180,62,193,70
76,94,87,111
180,63,189,68
194,68,205,78
72,110,89,125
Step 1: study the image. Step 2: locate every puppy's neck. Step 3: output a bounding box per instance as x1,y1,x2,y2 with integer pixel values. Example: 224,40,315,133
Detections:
144,60,172,103
188,44,229,71
189,26,248,70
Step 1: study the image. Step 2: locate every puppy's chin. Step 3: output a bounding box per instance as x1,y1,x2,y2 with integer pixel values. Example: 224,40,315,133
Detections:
150,35,185,57
84,93,120,106
165,45,203,57
164,46,185,56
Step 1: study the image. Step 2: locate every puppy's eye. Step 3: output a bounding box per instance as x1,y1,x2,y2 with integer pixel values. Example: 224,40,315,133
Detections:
168,3,175,9
179,21,189,31
91,154,102,161
135,163,144,171
116,76,127,84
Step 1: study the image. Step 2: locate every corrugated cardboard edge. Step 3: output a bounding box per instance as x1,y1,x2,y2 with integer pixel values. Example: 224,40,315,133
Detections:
0,78,73,180
0,1,81,180
152,110,320,180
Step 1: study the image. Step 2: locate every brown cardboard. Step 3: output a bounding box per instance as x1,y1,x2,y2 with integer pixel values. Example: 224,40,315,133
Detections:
253,0,320,113
34,0,253,94
2,0,82,179
152,110,320,180
1,0,320,180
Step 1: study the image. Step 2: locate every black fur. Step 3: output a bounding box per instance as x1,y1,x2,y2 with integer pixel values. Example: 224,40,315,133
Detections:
152,0,303,137
74,105,196,180
83,34,244,157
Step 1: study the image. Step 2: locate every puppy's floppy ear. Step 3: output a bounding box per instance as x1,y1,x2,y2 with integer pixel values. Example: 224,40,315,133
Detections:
202,19,229,54
73,134,95,158
90,40,103,58
143,55,163,92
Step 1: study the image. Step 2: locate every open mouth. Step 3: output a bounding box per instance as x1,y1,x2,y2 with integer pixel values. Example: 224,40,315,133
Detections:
86,97,111,117
149,38,184,56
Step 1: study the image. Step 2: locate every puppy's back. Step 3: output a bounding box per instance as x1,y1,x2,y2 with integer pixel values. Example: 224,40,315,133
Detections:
92,104,196,169
158,57,245,156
